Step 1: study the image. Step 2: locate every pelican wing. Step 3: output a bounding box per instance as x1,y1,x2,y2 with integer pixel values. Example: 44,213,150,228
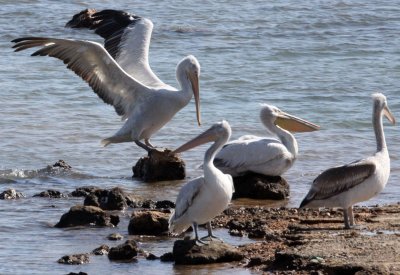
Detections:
66,9,165,88
12,37,152,119
300,159,376,207
214,137,285,171
172,177,205,221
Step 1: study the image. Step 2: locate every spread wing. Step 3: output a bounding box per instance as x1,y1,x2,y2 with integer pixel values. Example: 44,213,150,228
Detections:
300,159,376,207
214,137,286,172
172,177,204,221
66,9,166,88
12,37,152,119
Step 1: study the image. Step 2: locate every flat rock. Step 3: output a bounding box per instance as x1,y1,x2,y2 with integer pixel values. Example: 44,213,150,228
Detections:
33,189,66,198
172,239,244,265
83,187,134,210
128,210,169,235
232,172,289,200
92,244,110,255
54,205,119,228
133,149,185,182
0,189,24,200
108,233,123,241
57,253,90,265
108,240,138,261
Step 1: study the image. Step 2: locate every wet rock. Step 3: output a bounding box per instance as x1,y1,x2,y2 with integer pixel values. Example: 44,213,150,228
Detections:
108,240,138,261
55,205,119,228
66,272,88,275
65,8,97,28
139,199,156,209
0,189,24,199
83,187,132,210
128,210,169,235
232,172,289,200
172,239,244,265
92,244,110,255
146,253,159,260
52,159,72,169
155,200,175,209
70,186,99,197
133,149,185,182
160,252,175,262
108,233,123,241
33,189,66,198
57,253,90,265
37,160,72,176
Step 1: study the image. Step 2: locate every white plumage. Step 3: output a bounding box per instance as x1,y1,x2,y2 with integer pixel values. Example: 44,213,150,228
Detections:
300,93,395,229
214,104,320,176
12,10,201,151
169,121,234,242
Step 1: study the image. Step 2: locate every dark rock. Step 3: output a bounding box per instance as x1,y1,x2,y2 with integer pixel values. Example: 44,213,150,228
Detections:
108,233,123,241
133,149,185,182
65,8,97,28
33,189,66,198
57,253,90,265
232,172,289,200
128,210,169,235
172,239,244,265
108,240,138,261
37,160,72,176
160,252,175,262
70,186,99,197
0,189,24,199
146,253,159,260
52,160,72,169
54,205,119,228
155,200,175,209
66,272,88,275
92,244,110,255
82,187,133,210
246,256,264,268
140,199,156,209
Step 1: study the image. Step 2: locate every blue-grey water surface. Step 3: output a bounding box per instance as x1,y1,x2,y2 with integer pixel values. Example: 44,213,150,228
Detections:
1,1,399,274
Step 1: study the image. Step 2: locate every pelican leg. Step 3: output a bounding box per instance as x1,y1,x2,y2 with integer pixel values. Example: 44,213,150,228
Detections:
135,140,152,152
192,222,206,245
145,139,155,148
343,208,351,229
348,206,355,227
200,221,223,242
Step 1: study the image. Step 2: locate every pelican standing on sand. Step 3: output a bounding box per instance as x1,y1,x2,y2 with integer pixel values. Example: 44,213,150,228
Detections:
300,93,395,229
214,104,320,177
169,121,234,243
12,12,201,152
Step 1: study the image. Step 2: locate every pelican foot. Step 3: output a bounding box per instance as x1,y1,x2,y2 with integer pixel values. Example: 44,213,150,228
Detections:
200,235,224,243
194,239,208,246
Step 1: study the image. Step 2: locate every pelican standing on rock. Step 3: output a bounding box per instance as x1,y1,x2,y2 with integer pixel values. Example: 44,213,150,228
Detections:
12,12,201,152
300,93,395,229
169,121,234,243
214,104,320,177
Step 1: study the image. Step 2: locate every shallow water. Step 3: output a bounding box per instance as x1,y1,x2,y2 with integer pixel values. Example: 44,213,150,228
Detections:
1,0,400,274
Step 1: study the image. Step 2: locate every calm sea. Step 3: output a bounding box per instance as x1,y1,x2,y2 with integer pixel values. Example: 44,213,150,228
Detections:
0,0,399,274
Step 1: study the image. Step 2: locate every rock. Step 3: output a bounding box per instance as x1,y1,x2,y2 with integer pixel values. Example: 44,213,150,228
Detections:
52,159,72,169
232,172,289,200
33,189,66,198
83,187,132,210
66,272,88,275
140,199,156,209
57,253,90,265
92,244,110,255
146,253,159,260
128,210,169,235
70,186,99,197
108,233,124,241
133,149,185,182
54,205,119,228
160,252,175,262
172,239,244,265
108,240,138,261
0,189,24,199
37,160,72,176
65,8,97,28
155,200,175,209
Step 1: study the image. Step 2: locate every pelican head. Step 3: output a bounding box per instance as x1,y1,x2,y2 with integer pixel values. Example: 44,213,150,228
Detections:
372,93,396,124
260,104,320,132
177,55,201,126
173,120,231,154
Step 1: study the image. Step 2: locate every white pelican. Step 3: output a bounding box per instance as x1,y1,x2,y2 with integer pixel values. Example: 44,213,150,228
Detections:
214,104,320,177
12,17,201,152
169,121,234,243
300,93,395,229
